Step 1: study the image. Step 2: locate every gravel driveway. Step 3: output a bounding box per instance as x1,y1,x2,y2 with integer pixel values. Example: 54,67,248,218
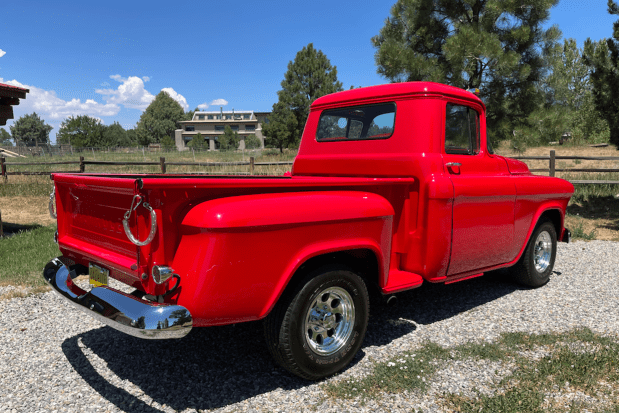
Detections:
1,240,618,413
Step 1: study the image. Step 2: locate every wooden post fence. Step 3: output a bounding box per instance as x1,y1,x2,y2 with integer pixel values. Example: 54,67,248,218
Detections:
549,150,555,177
1,157,6,182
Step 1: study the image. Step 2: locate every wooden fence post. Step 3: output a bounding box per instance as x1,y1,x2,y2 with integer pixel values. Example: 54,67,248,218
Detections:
250,157,255,175
1,157,6,182
79,156,85,173
549,150,556,177
160,157,166,174
0,208,3,237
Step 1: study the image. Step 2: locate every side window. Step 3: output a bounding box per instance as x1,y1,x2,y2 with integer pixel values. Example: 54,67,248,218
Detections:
316,103,395,141
445,104,480,155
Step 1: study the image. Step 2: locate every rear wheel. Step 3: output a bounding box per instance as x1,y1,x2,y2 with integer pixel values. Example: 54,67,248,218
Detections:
510,220,557,288
263,265,369,380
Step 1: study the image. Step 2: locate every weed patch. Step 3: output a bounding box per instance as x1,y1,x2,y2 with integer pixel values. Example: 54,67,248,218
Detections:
570,218,598,240
324,328,619,413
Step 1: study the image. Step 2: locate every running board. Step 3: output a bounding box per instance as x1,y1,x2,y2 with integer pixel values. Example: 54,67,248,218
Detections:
382,270,423,294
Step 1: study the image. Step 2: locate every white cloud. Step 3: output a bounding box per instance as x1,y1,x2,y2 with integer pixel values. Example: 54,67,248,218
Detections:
0,49,6,58
0,78,120,120
197,102,209,110
96,75,155,110
161,87,189,110
142,76,150,82
210,98,228,106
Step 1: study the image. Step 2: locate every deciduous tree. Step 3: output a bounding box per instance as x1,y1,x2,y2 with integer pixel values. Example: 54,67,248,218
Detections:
56,115,103,148
263,43,343,152
136,91,185,145
372,0,560,143
101,122,129,147
244,134,262,149
0,128,11,146
10,112,53,147
584,0,619,148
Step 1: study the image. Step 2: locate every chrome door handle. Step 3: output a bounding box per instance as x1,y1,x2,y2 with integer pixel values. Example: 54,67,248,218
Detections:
445,162,462,167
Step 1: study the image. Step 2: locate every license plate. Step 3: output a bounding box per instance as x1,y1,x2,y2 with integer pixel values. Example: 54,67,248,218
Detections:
89,263,109,287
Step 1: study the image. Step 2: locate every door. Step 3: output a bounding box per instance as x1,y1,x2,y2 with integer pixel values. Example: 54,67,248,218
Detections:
443,103,516,276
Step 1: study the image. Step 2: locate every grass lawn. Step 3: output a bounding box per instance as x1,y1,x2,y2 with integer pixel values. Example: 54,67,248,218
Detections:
0,224,59,293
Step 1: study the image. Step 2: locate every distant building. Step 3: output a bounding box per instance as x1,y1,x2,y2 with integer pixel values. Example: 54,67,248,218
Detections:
175,109,270,151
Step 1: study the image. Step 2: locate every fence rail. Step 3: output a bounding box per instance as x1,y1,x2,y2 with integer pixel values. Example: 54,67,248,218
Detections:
0,156,294,179
513,150,619,184
1,150,618,184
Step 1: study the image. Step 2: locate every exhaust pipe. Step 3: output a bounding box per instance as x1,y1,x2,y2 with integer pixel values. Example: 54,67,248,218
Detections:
385,295,398,307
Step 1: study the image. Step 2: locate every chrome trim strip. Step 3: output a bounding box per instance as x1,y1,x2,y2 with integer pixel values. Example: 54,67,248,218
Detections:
43,258,192,339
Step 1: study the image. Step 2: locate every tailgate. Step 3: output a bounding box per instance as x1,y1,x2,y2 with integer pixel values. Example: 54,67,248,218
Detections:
54,174,140,279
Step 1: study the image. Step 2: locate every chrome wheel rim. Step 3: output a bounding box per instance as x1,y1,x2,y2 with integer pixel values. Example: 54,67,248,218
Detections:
304,286,355,356
533,231,552,273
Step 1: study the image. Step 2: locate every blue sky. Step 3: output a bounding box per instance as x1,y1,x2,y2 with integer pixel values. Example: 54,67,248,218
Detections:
0,0,615,143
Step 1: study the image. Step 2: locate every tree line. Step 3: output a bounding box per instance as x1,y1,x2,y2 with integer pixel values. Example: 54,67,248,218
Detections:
263,0,619,151
4,1,619,152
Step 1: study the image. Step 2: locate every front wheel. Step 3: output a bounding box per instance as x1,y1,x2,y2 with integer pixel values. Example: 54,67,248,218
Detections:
263,265,369,380
510,220,557,288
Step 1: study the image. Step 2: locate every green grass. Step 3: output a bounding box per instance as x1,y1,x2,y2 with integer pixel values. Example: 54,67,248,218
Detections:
324,328,619,412
0,225,59,287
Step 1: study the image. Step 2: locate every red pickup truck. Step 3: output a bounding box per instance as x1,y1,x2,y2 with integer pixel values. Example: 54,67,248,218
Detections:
44,82,574,380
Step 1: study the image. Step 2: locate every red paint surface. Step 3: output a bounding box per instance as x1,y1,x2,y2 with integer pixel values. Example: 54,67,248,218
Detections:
51,82,574,327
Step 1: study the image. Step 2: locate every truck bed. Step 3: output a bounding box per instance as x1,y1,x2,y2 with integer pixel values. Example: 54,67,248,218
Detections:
53,172,416,294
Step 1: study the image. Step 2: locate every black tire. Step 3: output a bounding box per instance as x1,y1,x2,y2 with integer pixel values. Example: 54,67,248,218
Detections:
510,220,557,288
263,265,369,380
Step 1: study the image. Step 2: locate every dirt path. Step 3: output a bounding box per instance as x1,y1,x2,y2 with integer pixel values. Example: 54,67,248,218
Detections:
0,196,55,226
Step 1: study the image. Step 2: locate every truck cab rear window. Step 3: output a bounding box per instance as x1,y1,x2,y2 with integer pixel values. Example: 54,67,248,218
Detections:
316,103,395,142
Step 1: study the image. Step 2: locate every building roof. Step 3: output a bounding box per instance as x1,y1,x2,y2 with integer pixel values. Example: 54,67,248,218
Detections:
311,82,484,110
0,83,30,126
195,110,254,114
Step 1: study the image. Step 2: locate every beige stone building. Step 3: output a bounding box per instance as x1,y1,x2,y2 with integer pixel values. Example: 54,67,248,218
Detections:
175,109,270,151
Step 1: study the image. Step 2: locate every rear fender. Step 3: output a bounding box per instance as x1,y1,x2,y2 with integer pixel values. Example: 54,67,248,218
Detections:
182,191,395,229
261,237,388,318
177,191,394,325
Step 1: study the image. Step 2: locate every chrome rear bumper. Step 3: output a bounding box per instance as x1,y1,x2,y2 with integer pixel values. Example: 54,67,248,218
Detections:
43,258,192,339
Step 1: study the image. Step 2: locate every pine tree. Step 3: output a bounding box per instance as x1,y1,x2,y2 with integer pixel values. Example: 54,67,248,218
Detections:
584,0,619,148
219,126,239,151
372,0,560,143
187,132,207,149
263,43,343,153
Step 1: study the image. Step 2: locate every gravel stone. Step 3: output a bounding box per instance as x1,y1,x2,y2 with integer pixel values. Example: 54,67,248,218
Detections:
1,240,618,412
